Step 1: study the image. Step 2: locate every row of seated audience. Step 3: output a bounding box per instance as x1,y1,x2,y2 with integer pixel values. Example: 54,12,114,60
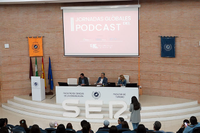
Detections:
0,116,200,133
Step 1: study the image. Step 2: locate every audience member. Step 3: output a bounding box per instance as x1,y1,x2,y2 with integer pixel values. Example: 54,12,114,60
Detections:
137,124,146,133
66,123,73,129
56,124,66,133
121,121,129,129
0,118,6,127
116,117,124,129
82,122,90,133
183,116,200,133
153,121,164,133
98,120,110,131
109,126,118,133
20,119,30,133
49,121,56,128
176,119,189,133
30,124,41,133
0,127,9,133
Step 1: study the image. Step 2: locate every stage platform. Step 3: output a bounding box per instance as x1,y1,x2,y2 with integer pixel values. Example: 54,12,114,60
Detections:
2,95,200,123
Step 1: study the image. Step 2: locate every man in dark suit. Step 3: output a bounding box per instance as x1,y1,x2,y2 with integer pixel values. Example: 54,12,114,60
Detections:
78,73,89,86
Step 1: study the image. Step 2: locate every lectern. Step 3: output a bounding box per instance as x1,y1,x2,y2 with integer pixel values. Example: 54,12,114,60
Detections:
31,76,45,101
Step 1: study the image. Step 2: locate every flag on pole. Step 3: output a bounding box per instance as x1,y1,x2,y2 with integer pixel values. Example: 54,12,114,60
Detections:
29,57,33,79
35,57,38,76
48,57,54,90
41,57,47,89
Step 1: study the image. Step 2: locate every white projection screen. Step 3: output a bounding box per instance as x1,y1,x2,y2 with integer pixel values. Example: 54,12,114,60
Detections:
61,5,140,57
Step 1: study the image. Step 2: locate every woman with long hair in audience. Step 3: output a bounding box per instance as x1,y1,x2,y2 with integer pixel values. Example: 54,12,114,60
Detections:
20,119,30,133
129,96,141,130
122,121,130,129
56,124,66,133
109,126,118,133
30,124,41,133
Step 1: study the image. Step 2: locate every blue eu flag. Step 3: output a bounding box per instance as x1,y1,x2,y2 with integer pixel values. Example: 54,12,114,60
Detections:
48,57,54,90
161,36,176,58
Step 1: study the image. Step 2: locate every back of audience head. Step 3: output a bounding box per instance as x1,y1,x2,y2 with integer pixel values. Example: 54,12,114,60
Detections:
81,120,88,128
153,121,161,131
4,118,8,125
0,127,9,133
0,119,6,127
20,119,28,129
82,122,90,133
49,121,55,128
183,119,189,124
137,124,146,133
121,121,129,129
118,117,124,124
56,124,66,133
30,124,41,133
66,123,73,129
103,120,109,127
109,126,118,133
190,116,198,125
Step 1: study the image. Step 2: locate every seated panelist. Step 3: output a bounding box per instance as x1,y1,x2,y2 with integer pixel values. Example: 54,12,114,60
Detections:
117,75,127,86
78,73,89,86
96,72,108,85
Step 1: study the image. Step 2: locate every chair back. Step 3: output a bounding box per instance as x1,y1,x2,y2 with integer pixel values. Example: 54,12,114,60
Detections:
87,77,90,85
13,129,26,133
193,127,200,133
66,129,76,133
122,131,136,133
96,131,109,133
118,128,130,133
98,129,109,132
67,78,78,85
45,128,56,133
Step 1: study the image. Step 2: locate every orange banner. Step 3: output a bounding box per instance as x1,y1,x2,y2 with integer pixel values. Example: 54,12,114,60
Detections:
28,37,43,57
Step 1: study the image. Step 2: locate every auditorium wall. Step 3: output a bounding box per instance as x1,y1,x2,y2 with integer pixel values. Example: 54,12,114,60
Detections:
0,0,199,104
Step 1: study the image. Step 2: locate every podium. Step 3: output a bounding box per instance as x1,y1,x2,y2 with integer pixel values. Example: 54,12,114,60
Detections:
31,76,45,101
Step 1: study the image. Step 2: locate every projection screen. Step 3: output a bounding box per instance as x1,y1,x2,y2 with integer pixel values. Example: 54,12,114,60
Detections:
61,5,140,57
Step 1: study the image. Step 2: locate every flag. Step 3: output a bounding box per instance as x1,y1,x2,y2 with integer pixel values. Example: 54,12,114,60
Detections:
29,57,33,79
41,57,47,89
48,57,54,90
161,36,176,58
35,57,38,76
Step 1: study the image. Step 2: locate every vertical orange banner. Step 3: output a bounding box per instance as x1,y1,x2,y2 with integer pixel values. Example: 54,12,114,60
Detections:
28,37,43,57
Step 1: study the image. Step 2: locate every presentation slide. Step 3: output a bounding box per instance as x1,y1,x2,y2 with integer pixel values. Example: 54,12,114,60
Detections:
62,5,139,56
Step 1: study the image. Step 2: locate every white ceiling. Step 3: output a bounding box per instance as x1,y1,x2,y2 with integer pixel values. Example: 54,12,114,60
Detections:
0,0,131,4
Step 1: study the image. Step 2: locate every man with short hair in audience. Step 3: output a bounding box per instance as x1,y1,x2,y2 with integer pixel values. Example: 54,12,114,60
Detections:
183,116,200,133
176,119,190,133
153,121,164,133
116,117,124,129
98,120,110,131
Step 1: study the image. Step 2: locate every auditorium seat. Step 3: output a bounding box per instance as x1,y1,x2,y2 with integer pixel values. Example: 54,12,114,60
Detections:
122,130,136,133
96,131,109,133
13,129,26,133
98,129,109,132
45,128,56,133
193,127,200,133
66,128,76,133
67,78,78,85
118,128,130,133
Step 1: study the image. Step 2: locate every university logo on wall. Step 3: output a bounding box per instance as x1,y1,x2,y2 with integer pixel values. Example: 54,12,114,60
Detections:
28,36,43,57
